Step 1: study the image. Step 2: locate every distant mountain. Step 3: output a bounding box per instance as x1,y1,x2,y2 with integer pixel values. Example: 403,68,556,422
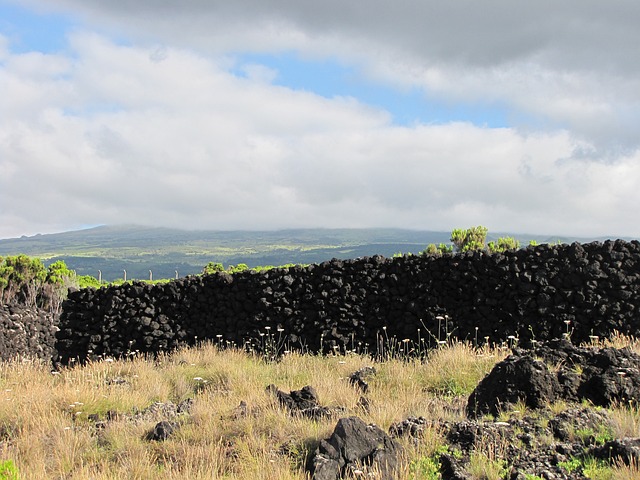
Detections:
0,225,627,281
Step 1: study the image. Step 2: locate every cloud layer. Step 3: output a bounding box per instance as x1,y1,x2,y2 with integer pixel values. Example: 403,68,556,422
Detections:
1,1,640,238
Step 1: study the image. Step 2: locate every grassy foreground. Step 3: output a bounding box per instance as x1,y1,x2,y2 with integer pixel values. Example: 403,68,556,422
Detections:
0,338,639,479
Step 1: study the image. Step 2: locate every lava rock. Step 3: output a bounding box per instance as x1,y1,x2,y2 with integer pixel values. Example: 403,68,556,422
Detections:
389,416,428,438
467,354,561,418
548,408,612,444
591,438,640,466
267,384,340,420
467,339,640,418
310,416,401,480
147,421,176,441
348,366,376,393
267,384,319,411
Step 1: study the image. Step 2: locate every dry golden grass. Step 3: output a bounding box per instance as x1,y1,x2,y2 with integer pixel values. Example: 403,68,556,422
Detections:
0,336,636,479
0,341,504,479
610,400,640,439
611,458,640,480
583,330,640,354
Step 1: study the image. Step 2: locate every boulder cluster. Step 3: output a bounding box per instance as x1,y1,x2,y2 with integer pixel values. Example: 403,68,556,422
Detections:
57,240,640,364
468,338,640,417
307,340,640,479
449,340,640,479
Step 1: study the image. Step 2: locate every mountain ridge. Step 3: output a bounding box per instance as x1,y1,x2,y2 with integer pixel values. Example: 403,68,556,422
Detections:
0,225,631,281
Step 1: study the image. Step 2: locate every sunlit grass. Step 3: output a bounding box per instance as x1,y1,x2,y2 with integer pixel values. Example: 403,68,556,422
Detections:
0,343,475,479
0,336,637,479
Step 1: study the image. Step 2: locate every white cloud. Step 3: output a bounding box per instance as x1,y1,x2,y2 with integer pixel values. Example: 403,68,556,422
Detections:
2,2,640,238
239,63,278,84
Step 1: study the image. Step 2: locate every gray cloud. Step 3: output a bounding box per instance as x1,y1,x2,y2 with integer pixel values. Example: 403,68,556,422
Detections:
35,1,638,67
24,0,640,150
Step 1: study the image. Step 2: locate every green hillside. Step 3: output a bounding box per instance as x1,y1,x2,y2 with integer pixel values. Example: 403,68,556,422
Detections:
0,225,620,281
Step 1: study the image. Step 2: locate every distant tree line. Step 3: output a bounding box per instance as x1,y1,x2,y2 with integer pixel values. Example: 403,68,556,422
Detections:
201,262,303,275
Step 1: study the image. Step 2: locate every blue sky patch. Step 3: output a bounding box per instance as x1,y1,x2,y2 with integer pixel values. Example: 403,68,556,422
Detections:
232,52,509,128
0,1,77,54
0,1,510,129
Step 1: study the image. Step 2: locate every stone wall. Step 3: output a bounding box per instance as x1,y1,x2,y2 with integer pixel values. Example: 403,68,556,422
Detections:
54,240,640,364
0,304,58,361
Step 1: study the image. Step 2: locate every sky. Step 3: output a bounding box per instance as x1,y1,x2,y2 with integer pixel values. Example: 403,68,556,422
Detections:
1,1,640,240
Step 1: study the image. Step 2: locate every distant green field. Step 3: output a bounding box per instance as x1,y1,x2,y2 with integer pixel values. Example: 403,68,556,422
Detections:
0,225,608,281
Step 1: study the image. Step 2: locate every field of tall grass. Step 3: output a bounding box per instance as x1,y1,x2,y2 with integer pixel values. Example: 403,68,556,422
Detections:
0,336,639,479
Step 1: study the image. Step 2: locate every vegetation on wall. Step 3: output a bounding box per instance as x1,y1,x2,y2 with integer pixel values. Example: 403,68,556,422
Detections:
0,255,77,312
424,226,523,256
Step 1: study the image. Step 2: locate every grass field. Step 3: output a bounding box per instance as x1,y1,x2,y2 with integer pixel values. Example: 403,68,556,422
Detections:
0,338,639,479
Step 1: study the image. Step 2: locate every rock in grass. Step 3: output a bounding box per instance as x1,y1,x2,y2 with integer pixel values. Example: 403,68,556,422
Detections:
467,354,561,418
147,421,176,441
310,416,401,480
348,366,376,393
266,384,340,420
267,384,319,411
591,438,640,466
467,339,640,418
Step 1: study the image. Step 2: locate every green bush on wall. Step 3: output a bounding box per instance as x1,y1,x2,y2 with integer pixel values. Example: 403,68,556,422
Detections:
425,227,521,255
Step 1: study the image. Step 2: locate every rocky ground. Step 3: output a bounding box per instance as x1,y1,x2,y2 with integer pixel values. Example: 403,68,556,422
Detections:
309,339,640,479
80,339,640,479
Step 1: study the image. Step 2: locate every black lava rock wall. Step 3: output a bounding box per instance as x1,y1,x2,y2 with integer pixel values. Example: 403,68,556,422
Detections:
0,305,58,361
56,240,640,364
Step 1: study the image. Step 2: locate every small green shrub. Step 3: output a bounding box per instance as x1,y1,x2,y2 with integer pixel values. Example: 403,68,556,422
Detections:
0,255,77,311
202,262,225,275
582,457,614,480
450,226,488,252
559,456,613,479
223,263,248,273
409,455,440,479
78,274,101,289
487,237,520,253
423,243,453,256
559,457,582,473
0,460,19,480
574,425,614,446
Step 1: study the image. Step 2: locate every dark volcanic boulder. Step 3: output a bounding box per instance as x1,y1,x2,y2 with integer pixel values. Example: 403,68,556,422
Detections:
348,366,376,393
467,339,640,418
467,354,561,418
532,339,640,406
266,384,339,420
267,384,320,411
311,416,401,480
146,420,176,441
591,438,640,466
